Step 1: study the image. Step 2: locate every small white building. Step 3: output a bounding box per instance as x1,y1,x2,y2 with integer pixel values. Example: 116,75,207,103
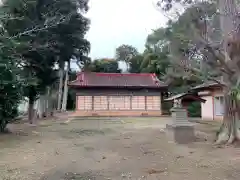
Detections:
192,82,224,121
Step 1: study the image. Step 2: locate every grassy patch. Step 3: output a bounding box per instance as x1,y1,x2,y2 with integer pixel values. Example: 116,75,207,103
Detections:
60,128,113,139
70,129,105,136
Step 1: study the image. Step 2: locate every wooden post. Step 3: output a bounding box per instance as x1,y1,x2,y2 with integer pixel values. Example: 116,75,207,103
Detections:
130,96,132,110
145,96,147,110
107,96,110,110
92,96,94,110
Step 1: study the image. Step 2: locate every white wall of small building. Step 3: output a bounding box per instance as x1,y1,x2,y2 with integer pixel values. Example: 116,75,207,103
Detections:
199,89,224,121
201,95,214,120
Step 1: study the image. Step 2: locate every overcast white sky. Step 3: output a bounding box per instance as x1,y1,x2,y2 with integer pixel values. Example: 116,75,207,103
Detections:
85,0,168,60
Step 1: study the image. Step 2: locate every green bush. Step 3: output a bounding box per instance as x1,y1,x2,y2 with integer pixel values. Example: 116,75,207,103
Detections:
187,101,201,117
0,67,22,132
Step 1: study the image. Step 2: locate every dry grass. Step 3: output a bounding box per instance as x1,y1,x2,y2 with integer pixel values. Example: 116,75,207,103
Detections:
0,117,240,180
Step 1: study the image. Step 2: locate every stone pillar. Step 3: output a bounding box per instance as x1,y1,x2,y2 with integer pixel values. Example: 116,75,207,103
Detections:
166,107,195,144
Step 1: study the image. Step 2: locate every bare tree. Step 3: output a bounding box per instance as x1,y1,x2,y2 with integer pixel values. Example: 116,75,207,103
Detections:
156,0,240,144
62,61,70,111
57,61,64,111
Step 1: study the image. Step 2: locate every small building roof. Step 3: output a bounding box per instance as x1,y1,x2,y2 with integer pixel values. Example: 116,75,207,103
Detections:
165,92,206,103
69,72,167,89
191,81,224,91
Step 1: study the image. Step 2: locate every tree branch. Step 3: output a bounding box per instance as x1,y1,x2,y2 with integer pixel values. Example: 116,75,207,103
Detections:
193,29,234,75
8,12,74,39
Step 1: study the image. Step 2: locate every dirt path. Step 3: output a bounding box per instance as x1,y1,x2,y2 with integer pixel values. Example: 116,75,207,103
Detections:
1,117,240,180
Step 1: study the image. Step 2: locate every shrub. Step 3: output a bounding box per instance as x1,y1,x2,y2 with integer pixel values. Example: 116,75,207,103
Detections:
187,101,201,117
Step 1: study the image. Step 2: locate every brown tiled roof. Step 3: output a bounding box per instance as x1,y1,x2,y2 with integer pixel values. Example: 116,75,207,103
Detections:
69,72,167,88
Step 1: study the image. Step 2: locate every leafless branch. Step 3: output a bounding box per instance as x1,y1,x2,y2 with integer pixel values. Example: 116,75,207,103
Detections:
191,27,235,75
8,12,74,39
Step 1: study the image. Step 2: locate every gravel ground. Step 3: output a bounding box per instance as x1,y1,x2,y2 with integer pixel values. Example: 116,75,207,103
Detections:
0,117,240,180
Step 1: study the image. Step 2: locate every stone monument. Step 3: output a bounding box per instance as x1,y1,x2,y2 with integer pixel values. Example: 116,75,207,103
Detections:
166,98,195,144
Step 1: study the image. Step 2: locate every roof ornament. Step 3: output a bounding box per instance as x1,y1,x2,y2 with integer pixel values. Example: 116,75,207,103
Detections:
173,99,182,108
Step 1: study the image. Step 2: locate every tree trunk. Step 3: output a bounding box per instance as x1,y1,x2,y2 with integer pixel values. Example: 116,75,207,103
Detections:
43,94,47,117
61,61,70,111
28,95,35,124
215,0,240,144
28,85,37,124
126,61,130,73
215,92,240,144
215,92,233,144
45,86,52,117
0,118,7,133
37,95,45,119
57,61,64,111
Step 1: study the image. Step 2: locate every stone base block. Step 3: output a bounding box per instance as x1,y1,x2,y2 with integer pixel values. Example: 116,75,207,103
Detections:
166,124,195,144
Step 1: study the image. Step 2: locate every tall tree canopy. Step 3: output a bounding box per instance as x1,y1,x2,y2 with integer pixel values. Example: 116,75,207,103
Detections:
0,34,22,132
0,0,90,126
84,58,121,73
126,23,202,94
115,44,138,71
